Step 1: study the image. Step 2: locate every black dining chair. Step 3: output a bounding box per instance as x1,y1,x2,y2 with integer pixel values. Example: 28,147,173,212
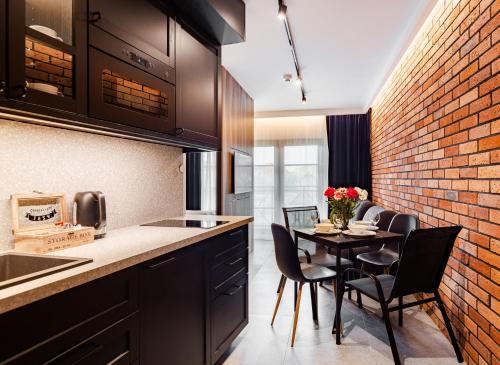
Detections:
277,206,352,294
346,210,397,303
357,214,420,274
349,208,397,261
350,200,375,222
271,223,337,347
334,226,464,365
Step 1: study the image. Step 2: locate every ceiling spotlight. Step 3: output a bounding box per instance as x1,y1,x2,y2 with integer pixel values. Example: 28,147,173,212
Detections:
295,77,302,86
283,73,292,82
278,3,287,20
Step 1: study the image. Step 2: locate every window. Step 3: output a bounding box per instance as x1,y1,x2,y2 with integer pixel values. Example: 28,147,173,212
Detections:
254,143,327,240
254,146,275,240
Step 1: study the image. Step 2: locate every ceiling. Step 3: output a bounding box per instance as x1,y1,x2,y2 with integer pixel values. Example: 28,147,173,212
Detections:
221,0,437,114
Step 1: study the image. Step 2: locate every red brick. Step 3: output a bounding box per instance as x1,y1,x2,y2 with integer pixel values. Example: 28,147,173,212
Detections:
479,135,500,151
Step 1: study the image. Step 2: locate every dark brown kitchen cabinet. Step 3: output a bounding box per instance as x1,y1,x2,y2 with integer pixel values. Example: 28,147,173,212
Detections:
89,0,175,69
6,0,87,114
0,0,6,99
140,244,207,365
0,226,249,365
88,47,176,134
207,226,249,363
0,267,139,364
176,23,220,147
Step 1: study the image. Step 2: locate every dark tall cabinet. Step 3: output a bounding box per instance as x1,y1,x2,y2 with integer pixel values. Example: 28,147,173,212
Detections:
0,0,5,99
176,23,220,147
140,244,207,365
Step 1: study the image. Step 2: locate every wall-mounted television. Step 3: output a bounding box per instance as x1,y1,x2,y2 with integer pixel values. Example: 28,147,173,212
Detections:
232,151,253,194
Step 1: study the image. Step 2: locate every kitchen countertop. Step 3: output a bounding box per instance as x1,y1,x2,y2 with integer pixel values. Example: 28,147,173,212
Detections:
0,215,253,315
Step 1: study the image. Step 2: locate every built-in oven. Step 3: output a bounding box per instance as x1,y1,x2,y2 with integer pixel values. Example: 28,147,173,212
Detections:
88,0,176,134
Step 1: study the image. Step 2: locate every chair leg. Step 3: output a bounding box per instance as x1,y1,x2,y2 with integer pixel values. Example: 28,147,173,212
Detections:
398,296,403,327
294,281,298,309
310,282,318,322
277,274,285,294
271,277,287,326
315,283,318,308
381,301,401,365
435,291,464,363
291,282,304,347
356,264,365,309
356,291,363,309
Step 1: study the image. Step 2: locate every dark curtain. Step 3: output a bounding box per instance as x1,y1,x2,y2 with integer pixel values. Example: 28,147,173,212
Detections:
185,152,201,210
326,109,372,199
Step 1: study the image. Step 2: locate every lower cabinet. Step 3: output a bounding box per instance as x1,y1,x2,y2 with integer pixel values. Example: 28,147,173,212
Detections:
0,225,249,365
140,244,206,365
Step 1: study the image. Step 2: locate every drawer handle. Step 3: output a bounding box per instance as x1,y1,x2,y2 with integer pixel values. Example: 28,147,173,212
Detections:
224,284,244,296
89,11,102,23
147,256,175,269
227,257,243,267
50,341,103,363
229,230,243,237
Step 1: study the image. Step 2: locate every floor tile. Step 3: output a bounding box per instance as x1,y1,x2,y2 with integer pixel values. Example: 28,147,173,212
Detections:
220,240,461,365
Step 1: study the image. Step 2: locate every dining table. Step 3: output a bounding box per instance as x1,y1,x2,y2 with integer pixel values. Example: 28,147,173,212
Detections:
292,228,404,344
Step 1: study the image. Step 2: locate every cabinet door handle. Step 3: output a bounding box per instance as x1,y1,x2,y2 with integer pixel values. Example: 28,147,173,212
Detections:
49,341,103,363
89,11,102,23
0,81,5,93
146,256,176,269
229,230,243,237
224,284,244,296
227,257,243,267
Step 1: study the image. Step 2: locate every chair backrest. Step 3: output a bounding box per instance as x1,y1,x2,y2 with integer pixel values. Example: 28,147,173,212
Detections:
271,223,305,282
362,206,385,222
352,201,374,221
282,206,320,231
377,210,397,231
390,226,462,299
384,214,420,253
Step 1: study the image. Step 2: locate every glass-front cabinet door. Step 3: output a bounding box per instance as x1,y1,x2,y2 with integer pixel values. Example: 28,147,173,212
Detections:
7,0,86,114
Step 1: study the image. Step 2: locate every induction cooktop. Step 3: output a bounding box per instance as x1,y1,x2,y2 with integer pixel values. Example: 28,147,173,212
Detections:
141,219,229,229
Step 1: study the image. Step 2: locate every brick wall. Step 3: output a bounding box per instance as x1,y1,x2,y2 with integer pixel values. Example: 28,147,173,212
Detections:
102,69,169,117
25,37,73,97
370,0,499,363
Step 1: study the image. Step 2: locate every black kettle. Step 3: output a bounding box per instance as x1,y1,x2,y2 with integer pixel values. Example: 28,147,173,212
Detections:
73,191,107,238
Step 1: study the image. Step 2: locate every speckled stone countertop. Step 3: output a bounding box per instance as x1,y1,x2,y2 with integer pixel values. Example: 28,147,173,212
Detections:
0,215,253,315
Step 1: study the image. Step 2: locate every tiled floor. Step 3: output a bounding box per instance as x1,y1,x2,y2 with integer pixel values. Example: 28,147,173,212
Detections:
220,240,461,365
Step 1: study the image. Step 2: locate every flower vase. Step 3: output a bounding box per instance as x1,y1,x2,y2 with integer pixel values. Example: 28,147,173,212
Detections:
329,211,350,231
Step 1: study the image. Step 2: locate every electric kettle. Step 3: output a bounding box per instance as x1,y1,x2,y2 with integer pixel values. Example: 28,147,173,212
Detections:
73,191,107,238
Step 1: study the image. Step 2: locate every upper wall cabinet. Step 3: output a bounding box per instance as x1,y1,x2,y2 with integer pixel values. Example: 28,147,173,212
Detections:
175,23,219,147
87,0,176,134
167,0,245,45
7,0,87,114
0,0,6,99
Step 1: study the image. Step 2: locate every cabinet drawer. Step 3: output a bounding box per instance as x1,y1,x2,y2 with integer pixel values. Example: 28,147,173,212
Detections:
211,274,248,363
208,227,248,266
46,313,139,365
0,268,139,363
211,248,248,294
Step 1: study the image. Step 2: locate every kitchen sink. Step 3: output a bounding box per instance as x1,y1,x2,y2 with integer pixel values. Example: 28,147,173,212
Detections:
0,252,92,290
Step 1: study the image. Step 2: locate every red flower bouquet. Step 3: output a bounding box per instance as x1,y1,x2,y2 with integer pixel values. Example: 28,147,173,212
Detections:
324,186,368,229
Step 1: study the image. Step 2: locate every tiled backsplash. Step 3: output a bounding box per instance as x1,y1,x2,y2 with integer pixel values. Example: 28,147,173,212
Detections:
0,119,184,251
